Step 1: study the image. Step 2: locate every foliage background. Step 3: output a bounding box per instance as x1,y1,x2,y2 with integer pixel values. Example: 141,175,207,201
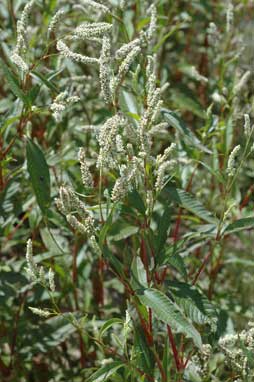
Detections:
0,0,254,381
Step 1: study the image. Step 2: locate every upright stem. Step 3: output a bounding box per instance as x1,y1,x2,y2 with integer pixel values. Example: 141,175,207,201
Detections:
192,246,213,286
167,325,182,372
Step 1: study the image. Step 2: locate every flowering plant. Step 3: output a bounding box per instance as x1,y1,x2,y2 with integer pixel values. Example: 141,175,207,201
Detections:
0,1,254,381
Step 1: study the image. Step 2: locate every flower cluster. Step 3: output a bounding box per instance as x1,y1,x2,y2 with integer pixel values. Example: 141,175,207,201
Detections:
29,307,52,318
244,114,251,137
138,55,162,156
147,4,157,42
233,71,251,95
79,148,94,188
155,143,177,191
112,46,141,92
155,160,176,192
50,91,80,122
71,22,112,40
48,9,65,35
99,36,112,104
227,145,241,177
10,0,34,72
218,323,254,378
57,40,99,65
115,39,141,60
185,344,212,380
96,114,125,169
55,186,95,238
190,66,208,83
26,239,38,281
25,239,56,293
81,0,110,15
207,22,220,47
226,1,234,33
111,157,141,201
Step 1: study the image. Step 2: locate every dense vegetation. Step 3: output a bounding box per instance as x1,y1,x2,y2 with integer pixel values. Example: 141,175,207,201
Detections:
0,0,254,381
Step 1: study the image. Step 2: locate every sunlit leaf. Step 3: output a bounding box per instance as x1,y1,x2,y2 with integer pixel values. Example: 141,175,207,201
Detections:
138,288,202,348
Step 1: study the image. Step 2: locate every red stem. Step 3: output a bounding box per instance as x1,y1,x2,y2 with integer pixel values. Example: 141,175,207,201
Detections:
167,325,182,372
240,184,254,210
183,350,193,368
149,308,153,334
192,248,213,285
172,207,182,243
153,351,167,382
135,367,155,382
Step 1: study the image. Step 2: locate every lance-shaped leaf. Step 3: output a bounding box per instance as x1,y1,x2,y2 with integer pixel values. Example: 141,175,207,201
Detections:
99,318,123,339
138,288,202,348
26,139,51,214
161,108,211,153
131,256,148,289
223,217,254,235
133,324,155,376
167,281,218,329
86,361,125,382
166,252,187,280
155,206,171,255
165,186,218,224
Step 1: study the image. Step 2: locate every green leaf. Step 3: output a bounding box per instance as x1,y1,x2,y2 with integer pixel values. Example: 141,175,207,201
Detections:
120,90,139,127
119,90,140,128
153,25,179,53
157,239,185,265
27,84,40,104
165,186,217,224
168,281,218,328
131,256,148,289
86,361,125,382
102,246,125,279
133,324,154,376
121,90,138,114
161,109,211,154
224,116,234,154
26,139,51,213
0,114,22,135
138,288,202,348
25,315,77,352
127,189,146,216
126,112,141,121
0,58,29,105
137,17,150,30
224,257,254,267
196,160,224,183
155,206,171,255
99,318,123,339
166,251,187,280
109,223,139,242
40,228,64,255
31,70,58,92
223,217,254,235
225,258,254,267
99,208,114,248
